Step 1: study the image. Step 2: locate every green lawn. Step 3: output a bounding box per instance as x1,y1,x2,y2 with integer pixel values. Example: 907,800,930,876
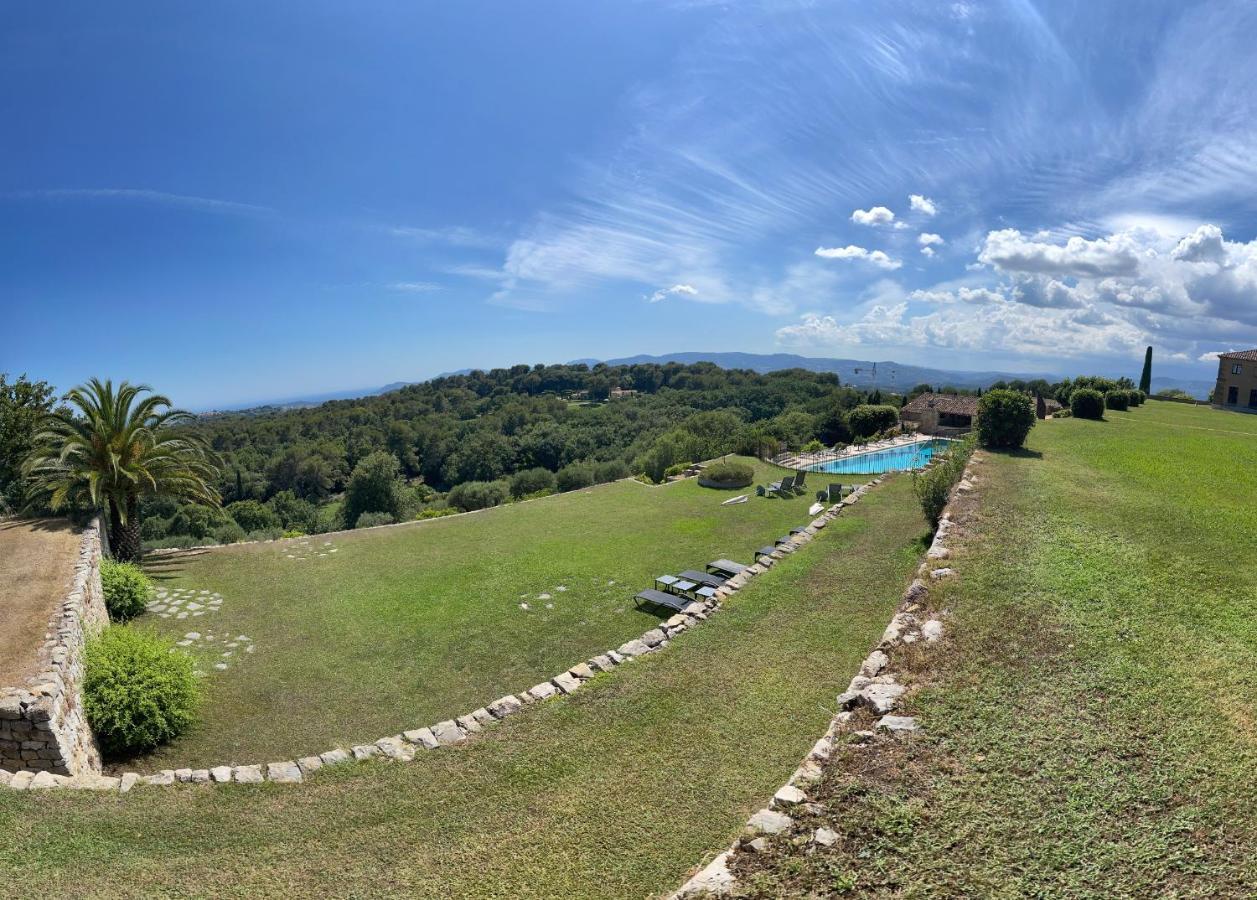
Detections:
734,400,1257,896
0,471,928,897
128,457,825,769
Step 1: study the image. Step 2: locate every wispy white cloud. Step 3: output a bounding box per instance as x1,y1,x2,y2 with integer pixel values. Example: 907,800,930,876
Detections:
390,225,497,248
385,281,442,293
8,188,270,215
648,283,698,302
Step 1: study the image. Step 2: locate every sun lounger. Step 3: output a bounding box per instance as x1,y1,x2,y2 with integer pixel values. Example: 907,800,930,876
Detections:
794,470,807,488
634,589,689,614
769,474,795,495
828,483,843,501
677,569,726,589
707,559,747,578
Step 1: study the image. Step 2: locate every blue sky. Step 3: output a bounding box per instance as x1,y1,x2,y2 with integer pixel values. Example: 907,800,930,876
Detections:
3,1,1257,408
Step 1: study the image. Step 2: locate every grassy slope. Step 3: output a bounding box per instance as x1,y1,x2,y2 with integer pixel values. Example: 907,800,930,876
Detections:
0,476,927,898
130,458,816,769
738,401,1257,896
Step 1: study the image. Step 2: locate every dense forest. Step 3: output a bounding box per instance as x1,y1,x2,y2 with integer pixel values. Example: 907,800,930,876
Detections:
0,362,1150,549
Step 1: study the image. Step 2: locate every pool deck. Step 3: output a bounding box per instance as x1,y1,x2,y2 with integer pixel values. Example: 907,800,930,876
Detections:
778,433,945,471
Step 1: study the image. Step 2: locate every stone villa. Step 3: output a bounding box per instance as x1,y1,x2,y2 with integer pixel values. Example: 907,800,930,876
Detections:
899,393,979,436
1212,349,1257,412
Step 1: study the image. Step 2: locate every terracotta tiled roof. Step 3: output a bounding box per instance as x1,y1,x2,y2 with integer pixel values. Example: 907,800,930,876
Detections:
1218,349,1257,361
900,393,979,416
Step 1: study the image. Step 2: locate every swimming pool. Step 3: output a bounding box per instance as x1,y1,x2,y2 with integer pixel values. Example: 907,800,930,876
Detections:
805,438,956,475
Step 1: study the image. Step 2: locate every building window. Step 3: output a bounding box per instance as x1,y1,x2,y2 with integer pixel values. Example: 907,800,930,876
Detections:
1227,386,1239,404
1250,389,1257,409
1233,363,1244,375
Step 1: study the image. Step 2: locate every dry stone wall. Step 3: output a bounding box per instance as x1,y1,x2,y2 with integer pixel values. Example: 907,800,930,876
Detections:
0,517,107,778
671,457,982,897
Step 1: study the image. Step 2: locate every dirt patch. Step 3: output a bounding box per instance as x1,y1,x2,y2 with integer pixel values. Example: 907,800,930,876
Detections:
0,518,83,687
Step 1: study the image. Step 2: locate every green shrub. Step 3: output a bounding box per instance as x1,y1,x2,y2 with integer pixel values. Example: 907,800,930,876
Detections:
509,467,556,499
139,516,170,541
446,479,510,511
847,404,899,440
1128,389,1145,406
417,506,460,520
663,462,691,479
211,521,246,545
594,459,631,483
226,499,281,533
1053,408,1072,418
556,461,597,492
803,438,825,452
1071,388,1105,419
83,627,199,757
355,511,396,528
99,559,151,621
911,437,974,528
699,460,754,488
975,389,1036,449
1105,389,1129,411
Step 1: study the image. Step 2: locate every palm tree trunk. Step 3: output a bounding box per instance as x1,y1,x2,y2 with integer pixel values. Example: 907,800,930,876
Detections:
110,495,143,562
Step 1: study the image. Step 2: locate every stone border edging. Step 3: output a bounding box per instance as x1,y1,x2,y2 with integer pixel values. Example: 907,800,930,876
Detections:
0,482,884,793
671,457,982,897
0,516,108,778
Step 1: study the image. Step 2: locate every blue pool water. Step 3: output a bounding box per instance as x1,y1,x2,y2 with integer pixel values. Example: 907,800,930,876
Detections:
806,439,955,475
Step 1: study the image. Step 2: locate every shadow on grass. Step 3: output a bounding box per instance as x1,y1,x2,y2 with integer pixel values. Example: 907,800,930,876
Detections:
991,446,1044,460
141,551,209,582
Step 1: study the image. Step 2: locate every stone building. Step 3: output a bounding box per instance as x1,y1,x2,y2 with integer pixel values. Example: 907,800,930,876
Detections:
899,393,979,435
1212,349,1257,412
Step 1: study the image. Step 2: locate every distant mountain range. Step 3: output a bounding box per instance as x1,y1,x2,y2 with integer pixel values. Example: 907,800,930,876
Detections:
204,350,1214,413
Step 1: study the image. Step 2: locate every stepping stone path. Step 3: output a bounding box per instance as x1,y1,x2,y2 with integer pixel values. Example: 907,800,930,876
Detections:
283,539,339,562
148,587,224,619
169,629,256,676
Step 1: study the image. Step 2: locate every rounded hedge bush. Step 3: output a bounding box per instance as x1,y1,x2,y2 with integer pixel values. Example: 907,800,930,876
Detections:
847,404,899,440
698,460,754,489
975,389,1036,450
100,559,152,621
1071,388,1105,420
1105,389,1130,411
83,627,199,757
1128,389,1145,406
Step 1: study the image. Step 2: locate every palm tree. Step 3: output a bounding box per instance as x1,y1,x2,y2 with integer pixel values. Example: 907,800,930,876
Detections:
23,379,221,562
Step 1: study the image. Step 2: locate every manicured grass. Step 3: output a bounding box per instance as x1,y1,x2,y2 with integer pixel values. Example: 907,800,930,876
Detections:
0,474,927,897
735,400,1257,896
127,458,829,769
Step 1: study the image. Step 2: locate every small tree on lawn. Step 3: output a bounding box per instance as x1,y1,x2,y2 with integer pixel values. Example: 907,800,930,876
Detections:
975,389,1036,449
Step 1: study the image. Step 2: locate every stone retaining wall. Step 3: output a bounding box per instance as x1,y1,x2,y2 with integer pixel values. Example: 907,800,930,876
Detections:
672,457,982,897
1,482,882,792
0,516,107,778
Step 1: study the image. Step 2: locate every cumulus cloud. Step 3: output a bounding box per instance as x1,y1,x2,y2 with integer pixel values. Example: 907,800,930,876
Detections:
918,232,944,257
814,244,902,270
909,194,938,216
1171,224,1227,263
979,228,1143,278
776,297,1145,360
850,206,896,227
648,283,699,303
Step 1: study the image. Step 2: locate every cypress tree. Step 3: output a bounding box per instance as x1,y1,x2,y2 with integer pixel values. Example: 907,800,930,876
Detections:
1139,346,1153,395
